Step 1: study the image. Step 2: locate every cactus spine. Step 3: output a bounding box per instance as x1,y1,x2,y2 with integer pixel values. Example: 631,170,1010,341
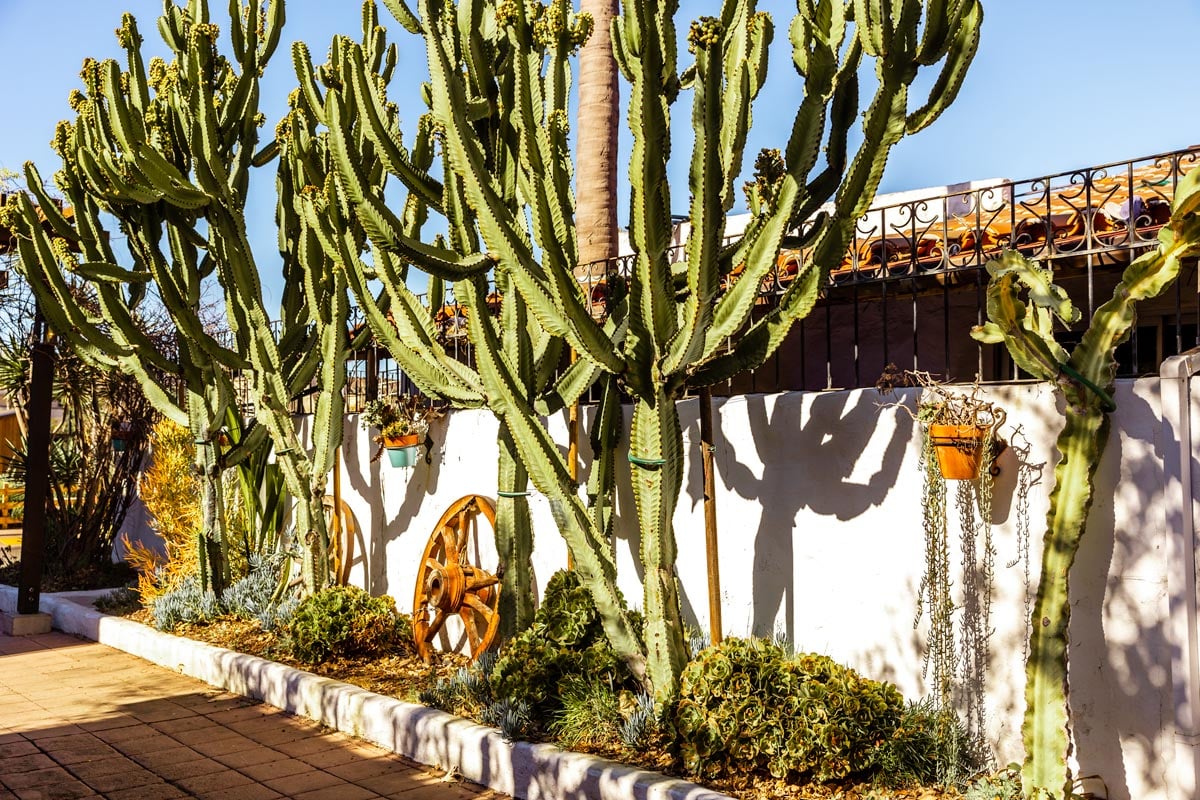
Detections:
971,170,1200,798
9,0,349,595
296,0,980,702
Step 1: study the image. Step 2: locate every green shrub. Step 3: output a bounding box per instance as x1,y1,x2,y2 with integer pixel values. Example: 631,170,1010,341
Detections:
871,698,980,788
675,638,905,783
286,586,409,663
490,570,638,725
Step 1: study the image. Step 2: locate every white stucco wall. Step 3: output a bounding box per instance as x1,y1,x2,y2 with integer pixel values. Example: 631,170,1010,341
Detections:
301,377,1181,800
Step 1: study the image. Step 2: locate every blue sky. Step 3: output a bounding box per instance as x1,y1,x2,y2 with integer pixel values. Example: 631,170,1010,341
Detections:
2,0,1198,304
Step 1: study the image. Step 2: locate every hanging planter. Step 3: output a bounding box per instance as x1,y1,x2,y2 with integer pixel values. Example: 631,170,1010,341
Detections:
361,396,443,468
111,421,134,452
386,443,420,468
384,433,421,468
928,424,989,480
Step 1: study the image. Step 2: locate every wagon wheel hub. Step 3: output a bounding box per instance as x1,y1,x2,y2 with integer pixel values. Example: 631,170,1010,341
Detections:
426,561,467,612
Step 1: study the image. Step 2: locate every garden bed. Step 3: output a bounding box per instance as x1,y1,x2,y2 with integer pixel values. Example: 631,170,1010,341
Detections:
103,601,964,800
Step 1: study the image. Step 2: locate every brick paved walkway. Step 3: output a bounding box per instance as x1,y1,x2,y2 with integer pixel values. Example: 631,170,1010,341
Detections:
0,631,504,800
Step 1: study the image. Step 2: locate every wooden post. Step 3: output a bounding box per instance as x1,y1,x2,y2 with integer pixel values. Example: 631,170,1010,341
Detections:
567,351,578,570
17,311,53,615
698,386,722,644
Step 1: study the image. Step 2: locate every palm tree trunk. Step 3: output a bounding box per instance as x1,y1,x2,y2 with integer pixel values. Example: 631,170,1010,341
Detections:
576,0,620,277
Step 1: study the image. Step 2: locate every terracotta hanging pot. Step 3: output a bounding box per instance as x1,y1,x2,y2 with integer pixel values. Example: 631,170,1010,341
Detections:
928,424,988,480
383,433,420,449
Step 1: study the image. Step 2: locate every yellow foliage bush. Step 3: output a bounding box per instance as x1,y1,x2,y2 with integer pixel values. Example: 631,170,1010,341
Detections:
128,419,200,602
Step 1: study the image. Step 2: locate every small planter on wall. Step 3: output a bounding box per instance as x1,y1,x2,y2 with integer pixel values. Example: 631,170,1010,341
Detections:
384,434,420,468
111,422,134,452
928,424,989,480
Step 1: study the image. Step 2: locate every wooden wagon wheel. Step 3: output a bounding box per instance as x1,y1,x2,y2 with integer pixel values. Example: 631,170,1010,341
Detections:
322,495,359,586
412,495,502,662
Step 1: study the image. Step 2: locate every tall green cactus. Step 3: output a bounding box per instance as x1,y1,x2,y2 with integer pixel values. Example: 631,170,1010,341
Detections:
971,170,1200,799
7,0,350,596
298,0,980,702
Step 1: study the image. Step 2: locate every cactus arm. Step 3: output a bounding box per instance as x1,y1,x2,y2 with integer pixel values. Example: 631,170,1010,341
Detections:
421,0,624,376
630,391,689,702
619,0,676,383
342,48,444,211
381,0,423,34
458,275,648,686
326,91,495,280
495,421,537,639
970,251,1076,381
586,374,622,542
905,0,981,133
662,19,725,376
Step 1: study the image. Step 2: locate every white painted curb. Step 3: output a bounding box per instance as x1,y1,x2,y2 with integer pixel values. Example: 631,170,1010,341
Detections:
0,585,731,800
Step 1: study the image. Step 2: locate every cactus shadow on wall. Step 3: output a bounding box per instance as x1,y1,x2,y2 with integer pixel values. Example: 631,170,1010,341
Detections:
706,390,913,641
1066,382,1170,800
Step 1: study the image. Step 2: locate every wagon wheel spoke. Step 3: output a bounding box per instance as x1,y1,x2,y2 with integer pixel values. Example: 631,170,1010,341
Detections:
424,609,447,642
467,574,499,591
454,509,471,553
459,608,481,652
438,525,458,560
464,592,494,618
424,558,443,577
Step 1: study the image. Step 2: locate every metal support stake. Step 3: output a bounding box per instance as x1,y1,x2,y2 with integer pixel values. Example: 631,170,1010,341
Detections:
566,349,579,571
17,309,54,615
699,386,722,644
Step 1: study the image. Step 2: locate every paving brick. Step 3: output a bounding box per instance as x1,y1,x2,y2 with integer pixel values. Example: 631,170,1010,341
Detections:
211,747,281,769
148,756,224,781
63,756,142,783
39,735,120,766
189,733,256,757
0,741,38,759
263,768,347,795
129,745,207,770
76,767,163,794
296,785,382,800
171,769,257,796
237,757,317,782
327,758,407,783
270,733,350,757
103,783,190,800
297,745,370,769
0,753,57,775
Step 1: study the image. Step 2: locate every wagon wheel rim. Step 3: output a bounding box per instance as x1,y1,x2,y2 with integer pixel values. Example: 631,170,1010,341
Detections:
322,496,357,586
412,495,501,662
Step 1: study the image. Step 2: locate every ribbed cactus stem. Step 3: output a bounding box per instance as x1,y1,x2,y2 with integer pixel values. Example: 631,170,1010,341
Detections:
305,0,981,701
972,167,1200,797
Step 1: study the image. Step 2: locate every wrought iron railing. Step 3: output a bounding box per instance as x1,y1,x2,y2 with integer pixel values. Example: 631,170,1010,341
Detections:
226,145,1200,412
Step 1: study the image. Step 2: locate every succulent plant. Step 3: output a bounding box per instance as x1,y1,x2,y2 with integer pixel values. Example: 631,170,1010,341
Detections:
490,570,637,719
675,638,906,784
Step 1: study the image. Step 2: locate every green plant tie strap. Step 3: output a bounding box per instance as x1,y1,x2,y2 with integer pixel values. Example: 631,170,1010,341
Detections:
628,453,667,468
1059,363,1117,412
496,490,531,498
